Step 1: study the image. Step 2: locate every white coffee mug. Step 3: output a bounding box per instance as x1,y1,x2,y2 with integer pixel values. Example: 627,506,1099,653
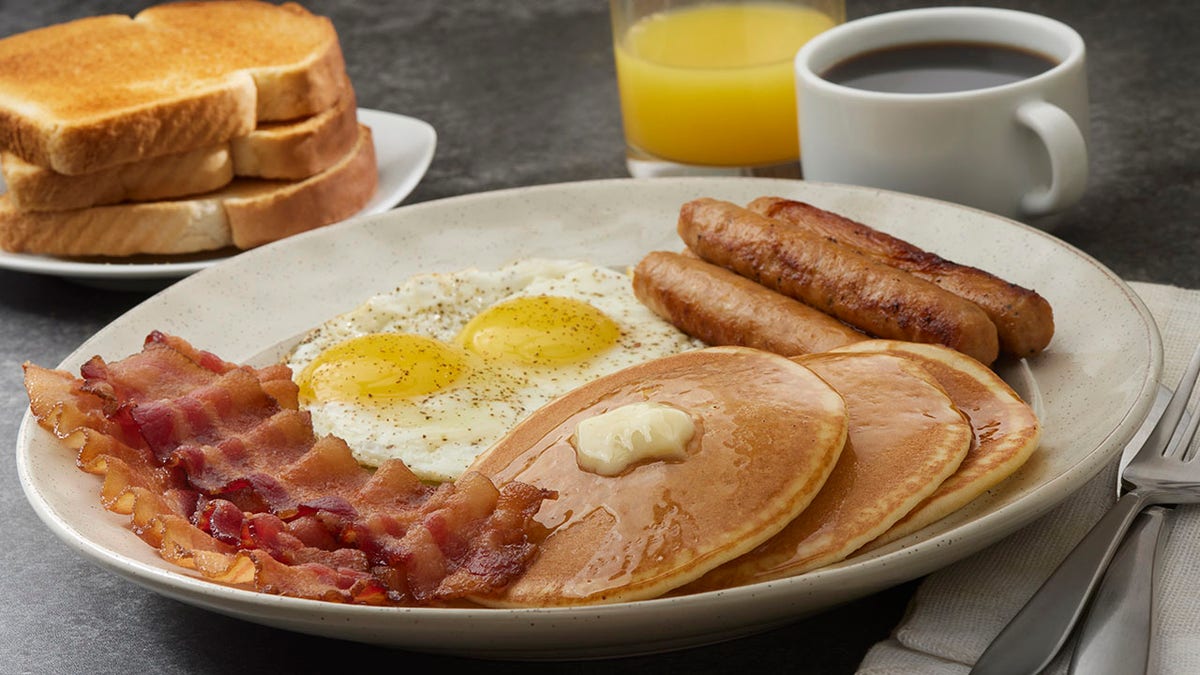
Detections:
795,7,1089,219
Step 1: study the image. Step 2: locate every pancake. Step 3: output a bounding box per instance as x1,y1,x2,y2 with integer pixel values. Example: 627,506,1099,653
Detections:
467,346,848,607
834,339,1041,550
685,351,971,590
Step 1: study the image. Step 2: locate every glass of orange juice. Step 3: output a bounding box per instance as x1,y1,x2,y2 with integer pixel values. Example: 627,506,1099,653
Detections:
610,0,845,177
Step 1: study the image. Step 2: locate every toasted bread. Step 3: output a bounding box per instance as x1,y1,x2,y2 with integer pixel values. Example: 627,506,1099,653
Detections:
230,87,359,180
1,145,234,213
137,2,347,122
2,91,361,212
226,124,377,249
0,125,377,257
0,1,347,175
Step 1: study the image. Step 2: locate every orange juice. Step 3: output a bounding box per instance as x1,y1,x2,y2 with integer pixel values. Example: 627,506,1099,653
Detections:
614,2,838,167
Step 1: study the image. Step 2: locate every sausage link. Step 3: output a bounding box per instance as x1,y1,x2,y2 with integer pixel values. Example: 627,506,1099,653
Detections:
748,196,1054,357
633,250,866,356
677,198,1001,365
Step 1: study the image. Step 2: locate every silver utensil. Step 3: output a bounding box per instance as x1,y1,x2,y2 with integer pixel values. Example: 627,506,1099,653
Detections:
1068,506,1169,674
972,340,1200,675
1067,385,1183,675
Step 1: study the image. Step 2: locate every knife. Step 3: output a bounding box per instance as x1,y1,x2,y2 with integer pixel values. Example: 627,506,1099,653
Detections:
1068,385,1179,674
1068,506,1168,674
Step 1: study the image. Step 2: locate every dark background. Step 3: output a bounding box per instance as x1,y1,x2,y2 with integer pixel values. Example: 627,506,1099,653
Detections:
0,1,1196,672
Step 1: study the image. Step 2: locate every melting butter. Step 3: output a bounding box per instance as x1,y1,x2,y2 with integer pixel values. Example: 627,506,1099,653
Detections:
571,402,694,476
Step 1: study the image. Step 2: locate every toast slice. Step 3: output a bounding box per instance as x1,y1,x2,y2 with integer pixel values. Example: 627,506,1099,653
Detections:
0,1,347,175
2,91,360,211
1,145,234,213
0,124,377,257
229,87,359,181
137,2,348,122
226,123,376,249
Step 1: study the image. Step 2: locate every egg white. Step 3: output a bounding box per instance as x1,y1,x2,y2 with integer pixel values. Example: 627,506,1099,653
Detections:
286,259,702,482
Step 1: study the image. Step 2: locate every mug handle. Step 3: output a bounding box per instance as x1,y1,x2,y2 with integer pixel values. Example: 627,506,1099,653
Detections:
1016,100,1088,216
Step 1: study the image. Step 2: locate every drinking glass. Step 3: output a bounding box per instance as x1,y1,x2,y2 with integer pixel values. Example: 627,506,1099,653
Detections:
610,0,845,178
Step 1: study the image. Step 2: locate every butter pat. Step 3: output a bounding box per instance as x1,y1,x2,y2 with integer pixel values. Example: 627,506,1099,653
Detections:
572,402,694,476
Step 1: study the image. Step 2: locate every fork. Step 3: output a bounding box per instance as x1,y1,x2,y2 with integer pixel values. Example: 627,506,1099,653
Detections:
972,339,1200,675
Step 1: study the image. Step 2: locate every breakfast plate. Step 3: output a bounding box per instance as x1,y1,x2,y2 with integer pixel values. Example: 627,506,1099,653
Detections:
16,177,1161,659
0,108,437,291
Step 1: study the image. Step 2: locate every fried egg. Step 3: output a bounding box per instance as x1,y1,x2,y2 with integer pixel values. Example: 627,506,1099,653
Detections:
286,259,703,482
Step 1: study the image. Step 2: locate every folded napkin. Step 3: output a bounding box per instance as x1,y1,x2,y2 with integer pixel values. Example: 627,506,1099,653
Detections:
858,282,1200,675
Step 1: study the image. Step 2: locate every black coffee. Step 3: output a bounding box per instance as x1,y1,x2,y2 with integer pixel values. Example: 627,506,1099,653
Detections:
822,41,1058,94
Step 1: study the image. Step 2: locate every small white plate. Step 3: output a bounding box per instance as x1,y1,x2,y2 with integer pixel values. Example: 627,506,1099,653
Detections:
16,178,1162,659
0,108,436,290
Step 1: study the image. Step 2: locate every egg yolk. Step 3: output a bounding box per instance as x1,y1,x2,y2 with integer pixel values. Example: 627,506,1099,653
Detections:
455,295,620,365
296,333,471,404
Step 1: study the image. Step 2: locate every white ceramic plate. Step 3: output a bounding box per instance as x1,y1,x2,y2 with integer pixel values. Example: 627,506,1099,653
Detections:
16,178,1162,659
0,108,436,290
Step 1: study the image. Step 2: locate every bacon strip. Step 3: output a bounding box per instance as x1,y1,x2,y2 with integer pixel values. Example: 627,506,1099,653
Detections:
23,332,553,606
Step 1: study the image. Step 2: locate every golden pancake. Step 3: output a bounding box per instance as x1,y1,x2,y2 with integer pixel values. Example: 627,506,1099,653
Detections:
834,340,1041,550
467,346,848,607
685,351,971,590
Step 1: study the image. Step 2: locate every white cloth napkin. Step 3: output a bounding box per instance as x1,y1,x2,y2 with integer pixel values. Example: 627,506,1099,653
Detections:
858,282,1200,675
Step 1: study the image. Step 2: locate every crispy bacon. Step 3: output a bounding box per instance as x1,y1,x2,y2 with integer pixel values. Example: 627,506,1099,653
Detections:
23,333,553,606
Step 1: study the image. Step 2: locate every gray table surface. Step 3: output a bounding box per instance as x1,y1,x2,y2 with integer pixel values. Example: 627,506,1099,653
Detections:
1,1,1196,673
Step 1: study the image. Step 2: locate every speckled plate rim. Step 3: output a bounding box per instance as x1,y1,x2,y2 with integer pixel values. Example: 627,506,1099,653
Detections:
0,108,436,282
16,177,1162,660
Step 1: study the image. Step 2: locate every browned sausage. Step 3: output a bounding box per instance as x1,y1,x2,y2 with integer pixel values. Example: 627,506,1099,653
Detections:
748,196,1055,357
678,198,1000,365
633,250,866,356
